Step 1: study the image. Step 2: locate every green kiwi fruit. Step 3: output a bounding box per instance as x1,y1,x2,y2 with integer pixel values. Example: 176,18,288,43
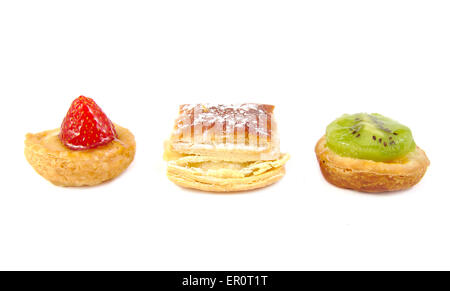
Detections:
326,113,416,162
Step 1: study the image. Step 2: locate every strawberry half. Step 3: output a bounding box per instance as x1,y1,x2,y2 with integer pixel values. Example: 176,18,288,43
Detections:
60,96,117,150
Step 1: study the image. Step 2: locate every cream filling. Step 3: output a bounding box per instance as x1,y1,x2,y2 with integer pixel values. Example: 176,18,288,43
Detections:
169,154,290,179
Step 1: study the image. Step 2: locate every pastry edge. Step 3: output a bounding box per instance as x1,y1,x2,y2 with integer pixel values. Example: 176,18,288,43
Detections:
315,136,429,193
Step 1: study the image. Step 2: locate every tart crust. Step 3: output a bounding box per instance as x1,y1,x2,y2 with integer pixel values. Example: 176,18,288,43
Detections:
25,124,136,186
315,136,429,192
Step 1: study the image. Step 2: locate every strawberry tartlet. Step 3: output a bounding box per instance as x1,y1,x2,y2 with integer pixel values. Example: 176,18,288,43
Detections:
25,96,136,186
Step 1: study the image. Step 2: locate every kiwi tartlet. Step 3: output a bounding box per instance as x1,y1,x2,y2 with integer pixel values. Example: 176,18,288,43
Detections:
315,113,429,193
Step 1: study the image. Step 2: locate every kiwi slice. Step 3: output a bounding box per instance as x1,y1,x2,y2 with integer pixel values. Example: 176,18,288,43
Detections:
326,113,416,162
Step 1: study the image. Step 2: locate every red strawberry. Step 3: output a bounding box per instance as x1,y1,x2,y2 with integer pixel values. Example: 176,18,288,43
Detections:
60,96,117,150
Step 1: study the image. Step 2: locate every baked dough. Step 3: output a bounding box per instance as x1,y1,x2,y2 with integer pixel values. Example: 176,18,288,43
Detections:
315,136,429,192
165,104,289,192
25,124,136,187
167,104,280,162
166,149,289,192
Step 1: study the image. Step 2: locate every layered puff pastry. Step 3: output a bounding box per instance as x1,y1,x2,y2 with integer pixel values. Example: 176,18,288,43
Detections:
25,125,136,187
315,136,429,193
164,104,289,192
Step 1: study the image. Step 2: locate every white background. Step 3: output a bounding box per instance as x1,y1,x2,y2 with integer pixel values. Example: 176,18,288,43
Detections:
0,0,449,271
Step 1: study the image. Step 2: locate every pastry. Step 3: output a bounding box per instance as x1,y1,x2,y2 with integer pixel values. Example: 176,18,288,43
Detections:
315,113,429,192
164,104,289,192
25,96,136,186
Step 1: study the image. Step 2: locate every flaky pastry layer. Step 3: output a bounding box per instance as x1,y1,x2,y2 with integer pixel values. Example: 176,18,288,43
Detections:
167,154,290,192
315,136,429,192
25,124,136,186
168,104,280,161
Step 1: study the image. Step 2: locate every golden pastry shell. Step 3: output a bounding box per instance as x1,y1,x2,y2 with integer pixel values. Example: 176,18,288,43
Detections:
25,124,136,187
315,136,429,193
